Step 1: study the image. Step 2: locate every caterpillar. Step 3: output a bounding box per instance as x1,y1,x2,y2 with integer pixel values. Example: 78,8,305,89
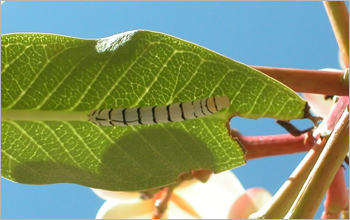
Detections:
88,96,230,126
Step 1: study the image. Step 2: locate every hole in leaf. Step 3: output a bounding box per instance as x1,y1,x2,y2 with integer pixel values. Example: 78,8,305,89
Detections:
229,117,314,136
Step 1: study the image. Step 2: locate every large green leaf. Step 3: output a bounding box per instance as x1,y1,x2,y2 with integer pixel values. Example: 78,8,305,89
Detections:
1,30,308,191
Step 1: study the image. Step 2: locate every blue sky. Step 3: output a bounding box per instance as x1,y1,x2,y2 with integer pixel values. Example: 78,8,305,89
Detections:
1,1,348,219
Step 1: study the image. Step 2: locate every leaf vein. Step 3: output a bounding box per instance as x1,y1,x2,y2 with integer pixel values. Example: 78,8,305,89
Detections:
130,126,180,173
5,48,68,108
91,126,153,177
95,42,155,108
159,124,198,168
35,50,95,109
38,122,83,168
9,121,58,163
169,54,204,103
246,84,267,115
133,48,178,106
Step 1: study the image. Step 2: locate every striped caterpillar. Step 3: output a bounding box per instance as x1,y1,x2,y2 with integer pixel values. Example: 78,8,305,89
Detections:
88,96,230,126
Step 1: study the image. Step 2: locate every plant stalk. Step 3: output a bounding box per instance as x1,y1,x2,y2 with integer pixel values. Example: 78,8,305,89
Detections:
249,139,325,219
231,130,314,160
286,107,349,218
321,166,349,218
324,1,349,68
251,66,348,96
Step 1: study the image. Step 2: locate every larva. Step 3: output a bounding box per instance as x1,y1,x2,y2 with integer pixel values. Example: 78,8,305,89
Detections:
88,96,230,126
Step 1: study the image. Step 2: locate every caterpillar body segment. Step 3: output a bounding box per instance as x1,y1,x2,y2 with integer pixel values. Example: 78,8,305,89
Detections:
89,96,230,126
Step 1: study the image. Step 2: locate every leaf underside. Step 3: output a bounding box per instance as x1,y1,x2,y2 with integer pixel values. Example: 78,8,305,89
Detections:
1,30,307,191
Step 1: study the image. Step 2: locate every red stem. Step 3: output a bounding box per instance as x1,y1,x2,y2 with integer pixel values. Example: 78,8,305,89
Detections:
250,66,348,96
322,166,349,219
327,96,349,131
231,130,315,160
152,187,173,219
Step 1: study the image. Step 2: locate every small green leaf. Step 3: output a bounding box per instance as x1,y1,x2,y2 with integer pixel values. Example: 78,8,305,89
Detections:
1,30,307,191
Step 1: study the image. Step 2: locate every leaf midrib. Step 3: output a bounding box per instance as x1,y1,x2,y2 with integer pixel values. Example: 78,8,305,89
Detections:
1,109,230,122
1,109,90,121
